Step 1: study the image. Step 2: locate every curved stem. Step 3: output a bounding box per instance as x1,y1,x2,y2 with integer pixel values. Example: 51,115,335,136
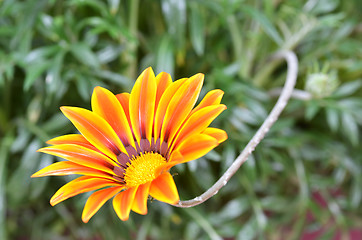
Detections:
173,50,299,208
269,88,312,100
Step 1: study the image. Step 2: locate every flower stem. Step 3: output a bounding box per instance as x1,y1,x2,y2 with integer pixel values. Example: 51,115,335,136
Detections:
173,50,299,208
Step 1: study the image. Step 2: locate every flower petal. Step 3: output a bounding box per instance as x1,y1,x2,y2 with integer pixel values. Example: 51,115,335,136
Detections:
116,93,131,124
170,104,226,151
154,78,188,141
82,186,123,223
131,182,151,215
38,144,117,174
61,106,125,160
92,86,135,148
46,134,99,152
191,89,224,114
112,187,138,221
202,128,228,144
174,134,218,164
31,161,115,180
129,68,156,143
149,172,179,204
50,176,121,206
163,150,184,170
155,72,172,110
160,74,204,143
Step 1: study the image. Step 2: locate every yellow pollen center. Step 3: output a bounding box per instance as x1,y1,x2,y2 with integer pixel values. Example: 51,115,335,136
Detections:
124,152,167,187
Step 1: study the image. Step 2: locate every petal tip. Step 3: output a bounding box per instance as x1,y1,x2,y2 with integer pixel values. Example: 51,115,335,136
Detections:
82,216,90,223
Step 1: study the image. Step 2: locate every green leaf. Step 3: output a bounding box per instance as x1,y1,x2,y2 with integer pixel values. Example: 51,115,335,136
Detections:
45,50,65,96
30,154,52,199
24,45,59,64
68,0,109,17
93,70,130,87
0,132,14,240
189,3,205,56
237,217,257,240
161,0,187,49
7,140,41,205
325,108,339,132
341,112,359,145
70,43,100,68
305,100,320,120
211,197,250,223
332,80,362,97
242,5,283,46
97,45,123,64
23,61,50,91
156,36,174,77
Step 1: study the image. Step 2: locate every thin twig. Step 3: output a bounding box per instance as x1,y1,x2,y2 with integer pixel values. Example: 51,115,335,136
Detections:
269,88,312,100
173,50,299,208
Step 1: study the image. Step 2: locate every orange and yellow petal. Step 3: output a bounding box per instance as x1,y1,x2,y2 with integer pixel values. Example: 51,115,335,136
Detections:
129,67,156,143
37,144,117,174
154,78,188,141
131,182,151,215
31,161,115,180
82,186,123,223
149,172,179,204
160,74,204,143
174,134,219,165
46,134,99,152
50,176,122,206
191,89,224,114
92,86,135,148
203,127,228,144
116,93,131,124
60,106,126,160
113,187,138,221
155,72,172,110
170,104,226,151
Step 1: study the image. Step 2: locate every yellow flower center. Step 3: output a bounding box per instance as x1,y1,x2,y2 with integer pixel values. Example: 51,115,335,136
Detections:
124,152,167,188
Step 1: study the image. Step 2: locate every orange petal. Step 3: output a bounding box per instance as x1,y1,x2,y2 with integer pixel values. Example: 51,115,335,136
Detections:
129,67,156,143
38,144,117,174
174,134,218,164
50,176,121,206
112,187,138,221
191,89,224,114
31,161,115,180
149,172,179,204
154,78,188,141
202,128,228,144
92,86,135,148
116,93,131,124
60,106,125,160
169,104,226,151
82,186,123,223
46,134,100,152
160,74,204,143
163,150,184,170
155,72,172,111
131,182,151,215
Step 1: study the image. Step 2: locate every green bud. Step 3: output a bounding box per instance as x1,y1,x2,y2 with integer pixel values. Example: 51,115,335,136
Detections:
305,69,338,98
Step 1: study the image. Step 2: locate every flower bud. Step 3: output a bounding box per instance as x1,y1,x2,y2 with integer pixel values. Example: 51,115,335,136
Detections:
305,71,338,98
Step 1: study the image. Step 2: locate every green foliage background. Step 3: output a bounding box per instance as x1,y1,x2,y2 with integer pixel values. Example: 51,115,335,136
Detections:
1,0,361,239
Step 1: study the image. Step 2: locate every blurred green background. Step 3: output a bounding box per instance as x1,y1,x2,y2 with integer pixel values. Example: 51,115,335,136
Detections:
1,0,361,239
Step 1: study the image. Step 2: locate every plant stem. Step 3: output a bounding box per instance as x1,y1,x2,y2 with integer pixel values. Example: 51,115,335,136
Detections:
173,50,299,208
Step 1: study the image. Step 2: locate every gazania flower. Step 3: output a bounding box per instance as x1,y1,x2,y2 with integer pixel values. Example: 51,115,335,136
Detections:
32,67,227,222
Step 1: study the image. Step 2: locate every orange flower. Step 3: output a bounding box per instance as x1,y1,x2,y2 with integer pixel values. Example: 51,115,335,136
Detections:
32,67,227,222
